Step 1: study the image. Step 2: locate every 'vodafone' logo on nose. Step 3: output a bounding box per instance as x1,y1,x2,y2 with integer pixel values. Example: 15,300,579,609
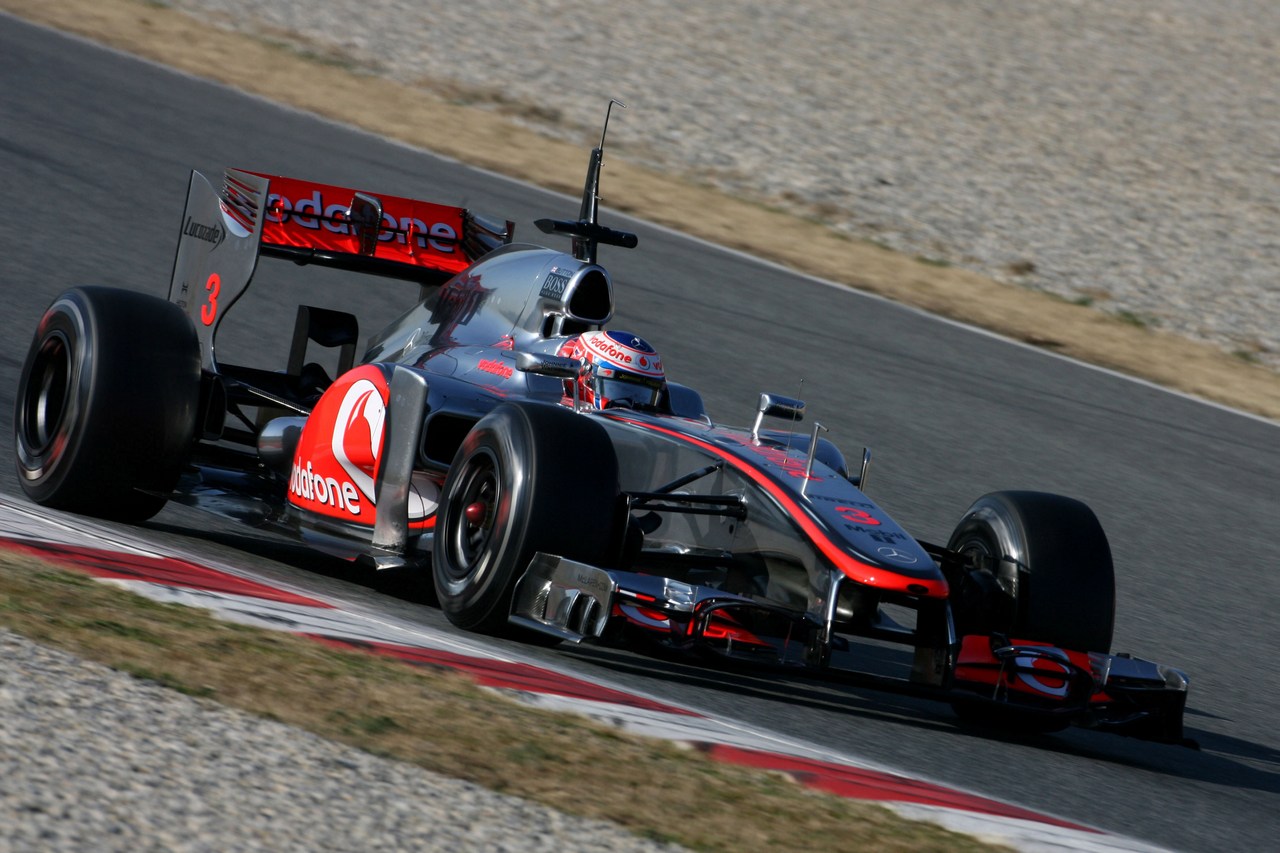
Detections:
288,375,387,517
289,366,438,524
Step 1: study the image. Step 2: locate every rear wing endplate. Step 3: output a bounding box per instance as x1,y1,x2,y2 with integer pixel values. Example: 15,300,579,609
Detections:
169,168,513,370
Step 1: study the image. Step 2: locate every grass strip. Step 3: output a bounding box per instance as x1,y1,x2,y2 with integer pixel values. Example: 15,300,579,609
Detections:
0,552,1003,852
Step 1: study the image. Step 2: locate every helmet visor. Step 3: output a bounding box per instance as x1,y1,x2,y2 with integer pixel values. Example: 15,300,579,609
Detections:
593,369,663,408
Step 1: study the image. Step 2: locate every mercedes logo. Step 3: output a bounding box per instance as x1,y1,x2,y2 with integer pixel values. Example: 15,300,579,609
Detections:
877,546,918,564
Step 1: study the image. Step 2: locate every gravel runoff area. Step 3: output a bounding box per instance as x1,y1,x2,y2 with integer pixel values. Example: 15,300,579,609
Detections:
169,0,1280,368
0,629,679,853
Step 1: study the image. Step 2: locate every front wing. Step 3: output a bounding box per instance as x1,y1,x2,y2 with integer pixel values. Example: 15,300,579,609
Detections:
511,554,1191,745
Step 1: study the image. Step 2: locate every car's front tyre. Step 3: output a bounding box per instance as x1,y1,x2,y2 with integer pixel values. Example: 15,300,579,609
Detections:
946,490,1116,733
433,402,619,634
947,490,1115,652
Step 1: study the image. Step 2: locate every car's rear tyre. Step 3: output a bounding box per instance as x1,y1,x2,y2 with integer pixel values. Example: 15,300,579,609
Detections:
433,403,619,634
947,490,1115,733
14,287,201,522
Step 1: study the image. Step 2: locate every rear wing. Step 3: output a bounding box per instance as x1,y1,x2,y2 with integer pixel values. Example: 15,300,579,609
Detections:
169,168,513,369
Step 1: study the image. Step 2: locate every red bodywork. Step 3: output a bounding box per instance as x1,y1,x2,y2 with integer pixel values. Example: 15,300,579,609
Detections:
248,172,473,276
288,364,436,531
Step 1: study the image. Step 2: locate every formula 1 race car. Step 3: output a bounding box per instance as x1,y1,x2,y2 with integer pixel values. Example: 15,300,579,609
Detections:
13,106,1190,745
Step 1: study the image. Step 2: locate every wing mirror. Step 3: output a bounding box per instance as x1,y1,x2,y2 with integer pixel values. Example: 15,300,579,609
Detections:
515,351,580,378
750,392,873,493
516,352,588,411
751,393,805,443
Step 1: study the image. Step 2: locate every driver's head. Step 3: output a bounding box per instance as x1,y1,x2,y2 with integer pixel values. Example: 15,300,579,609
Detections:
562,330,665,409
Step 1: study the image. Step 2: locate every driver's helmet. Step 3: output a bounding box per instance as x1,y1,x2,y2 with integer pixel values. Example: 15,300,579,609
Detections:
558,330,666,409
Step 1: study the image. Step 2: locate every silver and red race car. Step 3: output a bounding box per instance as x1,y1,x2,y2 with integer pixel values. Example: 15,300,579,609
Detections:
14,110,1190,745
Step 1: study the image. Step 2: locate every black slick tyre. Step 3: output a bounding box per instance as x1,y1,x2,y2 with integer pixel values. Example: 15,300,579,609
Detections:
14,287,201,522
433,402,620,633
947,490,1115,652
947,491,1116,733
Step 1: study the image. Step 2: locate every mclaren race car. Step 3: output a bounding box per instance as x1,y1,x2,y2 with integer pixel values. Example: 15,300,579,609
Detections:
14,108,1190,744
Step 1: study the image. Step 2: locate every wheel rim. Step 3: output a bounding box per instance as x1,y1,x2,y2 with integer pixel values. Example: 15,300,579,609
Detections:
443,449,501,583
956,532,1013,597
20,331,73,455
953,530,1018,634
954,534,995,566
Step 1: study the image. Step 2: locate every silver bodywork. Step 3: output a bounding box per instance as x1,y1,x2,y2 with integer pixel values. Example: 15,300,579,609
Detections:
153,148,1189,745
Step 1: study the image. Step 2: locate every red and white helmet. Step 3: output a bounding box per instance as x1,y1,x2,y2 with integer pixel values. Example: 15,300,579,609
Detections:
559,330,665,409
